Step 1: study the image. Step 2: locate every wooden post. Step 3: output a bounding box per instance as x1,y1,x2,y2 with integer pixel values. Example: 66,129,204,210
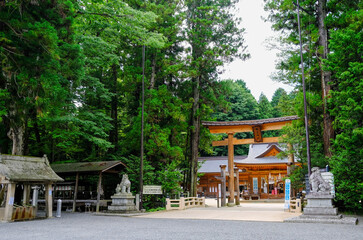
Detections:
217,184,220,208
234,167,240,205
22,184,31,205
72,172,79,212
220,165,226,207
227,132,234,204
96,172,103,212
45,183,53,218
3,183,16,221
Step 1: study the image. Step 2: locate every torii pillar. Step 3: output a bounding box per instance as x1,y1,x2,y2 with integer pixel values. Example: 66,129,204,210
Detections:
227,132,234,204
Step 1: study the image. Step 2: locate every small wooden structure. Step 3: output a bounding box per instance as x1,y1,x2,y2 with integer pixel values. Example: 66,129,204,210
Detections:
202,116,299,203
51,161,126,212
166,197,205,211
0,154,63,222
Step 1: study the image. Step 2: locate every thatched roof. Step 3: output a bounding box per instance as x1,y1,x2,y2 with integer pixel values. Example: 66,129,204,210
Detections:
0,154,63,182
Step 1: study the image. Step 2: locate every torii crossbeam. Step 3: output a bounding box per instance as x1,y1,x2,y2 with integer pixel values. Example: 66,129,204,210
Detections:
202,116,298,204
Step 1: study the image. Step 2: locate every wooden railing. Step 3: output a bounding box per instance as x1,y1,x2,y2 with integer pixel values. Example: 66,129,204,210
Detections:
166,197,205,211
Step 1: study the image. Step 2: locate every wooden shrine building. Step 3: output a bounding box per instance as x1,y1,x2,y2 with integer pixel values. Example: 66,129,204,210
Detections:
50,161,126,212
201,116,299,203
0,154,63,222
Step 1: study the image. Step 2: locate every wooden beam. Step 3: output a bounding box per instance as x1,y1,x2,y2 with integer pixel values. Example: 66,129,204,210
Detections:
212,137,280,146
207,120,292,134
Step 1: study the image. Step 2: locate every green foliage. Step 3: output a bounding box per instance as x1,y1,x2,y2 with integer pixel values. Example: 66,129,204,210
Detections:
258,93,273,119
327,7,363,212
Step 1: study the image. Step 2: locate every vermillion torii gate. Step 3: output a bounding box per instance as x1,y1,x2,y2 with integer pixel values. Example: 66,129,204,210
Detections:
202,116,298,204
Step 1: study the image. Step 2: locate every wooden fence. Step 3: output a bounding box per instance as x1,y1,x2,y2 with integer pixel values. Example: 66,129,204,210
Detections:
166,197,205,211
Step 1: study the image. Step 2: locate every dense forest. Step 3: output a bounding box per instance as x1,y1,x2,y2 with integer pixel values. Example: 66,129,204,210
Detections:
0,0,361,212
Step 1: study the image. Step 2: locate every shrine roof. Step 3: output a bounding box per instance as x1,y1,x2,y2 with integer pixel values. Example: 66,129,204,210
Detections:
198,156,247,173
234,143,288,164
51,161,126,174
202,115,298,126
0,154,63,182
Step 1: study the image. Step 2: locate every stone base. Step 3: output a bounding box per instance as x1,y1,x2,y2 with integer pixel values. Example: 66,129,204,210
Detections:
303,193,338,216
303,207,338,215
107,205,138,212
107,193,139,213
284,193,358,225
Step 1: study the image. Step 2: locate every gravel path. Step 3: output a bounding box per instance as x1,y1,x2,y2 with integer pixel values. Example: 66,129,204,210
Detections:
1,212,362,240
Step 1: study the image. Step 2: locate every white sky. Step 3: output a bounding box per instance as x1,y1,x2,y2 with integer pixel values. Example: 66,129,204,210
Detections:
220,0,293,101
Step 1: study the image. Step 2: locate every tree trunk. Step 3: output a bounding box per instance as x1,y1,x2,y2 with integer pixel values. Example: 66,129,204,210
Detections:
150,53,156,90
109,64,118,152
189,75,200,197
8,124,25,156
317,0,334,157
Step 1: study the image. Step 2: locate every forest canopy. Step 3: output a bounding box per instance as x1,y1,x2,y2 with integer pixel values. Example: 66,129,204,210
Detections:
0,0,361,212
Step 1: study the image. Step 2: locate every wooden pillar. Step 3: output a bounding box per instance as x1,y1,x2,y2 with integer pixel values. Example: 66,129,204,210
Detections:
234,167,240,205
258,176,261,196
227,132,234,204
72,172,79,212
3,183,16,222
96,172,103,212
22,184,31,205
45,183,53,218
220,165,226,207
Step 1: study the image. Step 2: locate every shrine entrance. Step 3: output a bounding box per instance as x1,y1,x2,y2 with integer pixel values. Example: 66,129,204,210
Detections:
201,116,299,205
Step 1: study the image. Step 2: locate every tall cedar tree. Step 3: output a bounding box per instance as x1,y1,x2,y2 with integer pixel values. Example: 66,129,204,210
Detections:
0,1,83,156
185,0,248,196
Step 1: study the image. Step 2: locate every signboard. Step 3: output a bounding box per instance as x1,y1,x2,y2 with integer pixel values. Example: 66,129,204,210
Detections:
143,185,162,195
253,177,258,194
284,179,291,210
321,172,335,197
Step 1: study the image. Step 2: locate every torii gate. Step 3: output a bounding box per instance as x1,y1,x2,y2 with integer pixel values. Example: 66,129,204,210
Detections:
202,116,298,204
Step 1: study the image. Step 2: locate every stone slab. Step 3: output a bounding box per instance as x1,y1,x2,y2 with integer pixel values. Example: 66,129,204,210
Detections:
111,198,135,206
108,205,137,211
284,215,358,225
303,207,338,215
299,214,342,219
306,194,333,199
111,194,135,199
307,198,334,208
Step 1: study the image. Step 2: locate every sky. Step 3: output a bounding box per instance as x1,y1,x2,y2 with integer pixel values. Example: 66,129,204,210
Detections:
220,0,293,101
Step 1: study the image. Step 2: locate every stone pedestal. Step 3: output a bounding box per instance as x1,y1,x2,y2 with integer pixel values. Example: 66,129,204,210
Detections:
285,193,358,225
107,193,138,213
303,194,338,216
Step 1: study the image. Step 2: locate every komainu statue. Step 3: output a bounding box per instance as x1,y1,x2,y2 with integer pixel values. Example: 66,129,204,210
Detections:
309,167,331,194
115,174,131,194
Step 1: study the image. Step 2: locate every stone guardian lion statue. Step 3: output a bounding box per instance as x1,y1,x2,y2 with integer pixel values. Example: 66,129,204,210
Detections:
117,174,131,194
309,167,331,194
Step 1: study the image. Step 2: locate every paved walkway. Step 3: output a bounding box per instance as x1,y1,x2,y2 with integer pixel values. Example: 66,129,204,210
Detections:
135,198,302,222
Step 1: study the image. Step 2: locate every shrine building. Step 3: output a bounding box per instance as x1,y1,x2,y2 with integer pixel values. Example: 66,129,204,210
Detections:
199,116,300,202
198,143,297,199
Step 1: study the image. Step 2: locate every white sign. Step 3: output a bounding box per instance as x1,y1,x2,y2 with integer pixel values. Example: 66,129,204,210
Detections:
143,185,162,195
284,179,291,210
321,172,335,197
